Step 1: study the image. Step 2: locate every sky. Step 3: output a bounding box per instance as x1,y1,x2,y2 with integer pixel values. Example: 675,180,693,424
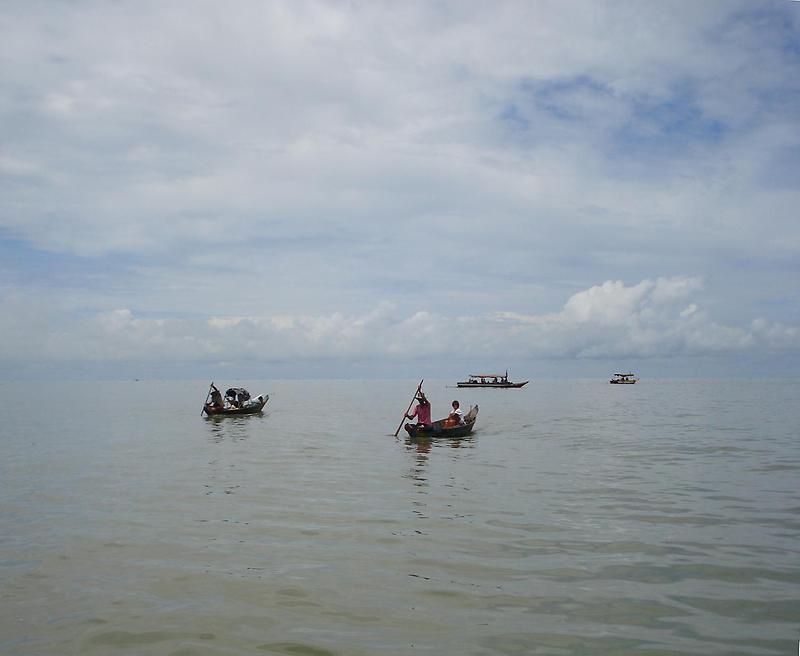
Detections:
1,1,799,380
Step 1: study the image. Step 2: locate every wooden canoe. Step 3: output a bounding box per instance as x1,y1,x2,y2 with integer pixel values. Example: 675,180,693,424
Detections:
203,394,269,416
405,405,478,437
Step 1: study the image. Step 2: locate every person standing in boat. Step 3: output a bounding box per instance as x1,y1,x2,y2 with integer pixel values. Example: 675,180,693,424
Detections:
406,391,432,428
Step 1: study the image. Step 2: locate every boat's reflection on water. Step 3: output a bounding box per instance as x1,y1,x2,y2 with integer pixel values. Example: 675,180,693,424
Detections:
203,412,267,442
402,433,476,490
404,433,476,454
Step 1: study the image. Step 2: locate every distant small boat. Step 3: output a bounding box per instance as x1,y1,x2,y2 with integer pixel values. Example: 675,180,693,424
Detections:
456,371,528,388
405,405,479,437
609,372,638,384
202,384,269,416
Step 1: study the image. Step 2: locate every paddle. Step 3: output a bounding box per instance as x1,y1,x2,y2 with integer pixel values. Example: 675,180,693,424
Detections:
394,379,423,437
201,381,213,416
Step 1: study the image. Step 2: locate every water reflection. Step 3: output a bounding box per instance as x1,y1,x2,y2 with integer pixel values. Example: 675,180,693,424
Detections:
401,433,477,492
403,434,476,452
201,415,267,497
204,413,267,442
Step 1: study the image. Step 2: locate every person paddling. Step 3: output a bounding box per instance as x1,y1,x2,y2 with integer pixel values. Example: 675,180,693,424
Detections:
209,383,224,410
406,391,432,428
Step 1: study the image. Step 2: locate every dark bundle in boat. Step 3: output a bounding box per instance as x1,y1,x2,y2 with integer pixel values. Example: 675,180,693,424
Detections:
225,387,250,406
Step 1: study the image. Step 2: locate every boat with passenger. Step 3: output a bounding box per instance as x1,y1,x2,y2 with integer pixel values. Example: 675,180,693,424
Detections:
202,383,269,416
405,405,479,437
609,372,638,384
456,370,528,388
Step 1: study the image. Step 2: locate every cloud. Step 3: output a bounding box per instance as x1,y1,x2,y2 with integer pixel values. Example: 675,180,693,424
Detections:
0,2,798,376
1,278,796,374
2,3,798,261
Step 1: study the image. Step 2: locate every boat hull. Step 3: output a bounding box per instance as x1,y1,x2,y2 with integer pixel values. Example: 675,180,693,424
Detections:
405,405,478,437
405,421,475,438
609,380,636,384
456,381,528,388
203,394,269,416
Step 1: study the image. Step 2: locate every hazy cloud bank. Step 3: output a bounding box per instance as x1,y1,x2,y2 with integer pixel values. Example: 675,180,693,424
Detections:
2,278,796,375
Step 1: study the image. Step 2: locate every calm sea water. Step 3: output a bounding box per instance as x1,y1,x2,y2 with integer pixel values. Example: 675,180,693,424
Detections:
1,379,798,655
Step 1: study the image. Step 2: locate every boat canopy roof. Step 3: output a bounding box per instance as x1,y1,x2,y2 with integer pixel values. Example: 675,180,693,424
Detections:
225,387,251,397
612,373,635,377
469,373,507,378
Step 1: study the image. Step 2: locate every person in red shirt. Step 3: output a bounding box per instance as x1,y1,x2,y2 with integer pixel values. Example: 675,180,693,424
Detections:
406,391,432,428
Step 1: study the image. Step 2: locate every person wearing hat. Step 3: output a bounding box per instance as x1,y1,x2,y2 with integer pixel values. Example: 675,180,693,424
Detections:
406,390,432,428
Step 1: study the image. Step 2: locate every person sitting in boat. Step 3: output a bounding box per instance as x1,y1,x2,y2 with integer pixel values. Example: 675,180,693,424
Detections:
225,387,251,409
447,400,465,426
406,391,432,428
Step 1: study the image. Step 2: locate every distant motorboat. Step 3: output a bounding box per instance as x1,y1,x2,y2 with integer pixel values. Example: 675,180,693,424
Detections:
609,372,638,384
456,370,528,388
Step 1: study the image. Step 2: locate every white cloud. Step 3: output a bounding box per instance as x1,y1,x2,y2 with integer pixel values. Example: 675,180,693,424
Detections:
1,278,796,372
0,1,798,375
2,2,797,262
